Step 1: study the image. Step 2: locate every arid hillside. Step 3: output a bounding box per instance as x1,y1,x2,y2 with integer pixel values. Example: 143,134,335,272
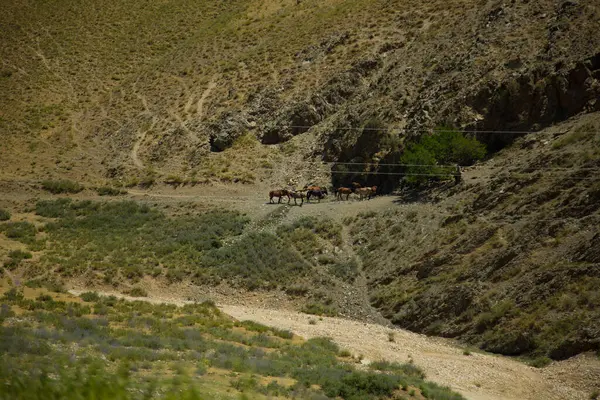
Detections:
1,0,600,397
348,112,600,363
1,0,599,187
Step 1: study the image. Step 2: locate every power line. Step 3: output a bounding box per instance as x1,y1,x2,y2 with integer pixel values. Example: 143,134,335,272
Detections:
265,124,600,135
258,166,600,180
287,159,600,172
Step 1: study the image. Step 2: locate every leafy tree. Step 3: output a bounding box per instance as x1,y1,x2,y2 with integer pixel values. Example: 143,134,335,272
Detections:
400,128,486,184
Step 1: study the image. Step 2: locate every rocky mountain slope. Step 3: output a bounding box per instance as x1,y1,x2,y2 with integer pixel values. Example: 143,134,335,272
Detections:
349,112,600,362
1,0,600,376
1,0,599,187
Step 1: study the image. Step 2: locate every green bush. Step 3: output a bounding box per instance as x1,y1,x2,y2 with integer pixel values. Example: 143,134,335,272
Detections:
0,222,36,243
528,356,552,368
96,187,126,196
200,231,308,289
329,258,359,282
369,361,425,379
0,287,464,400
34,200,249,282
41,179,84,194
400,128,486,184
8,250,33,261
0,208,10,221
301,302,338,317
4,249,33,270
80,292,101,302
128,287,148,297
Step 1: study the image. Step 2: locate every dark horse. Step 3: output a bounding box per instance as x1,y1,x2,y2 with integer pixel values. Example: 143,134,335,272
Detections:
304,185,328,194
289,190,305,206
306,189,327,202
269,189,290,204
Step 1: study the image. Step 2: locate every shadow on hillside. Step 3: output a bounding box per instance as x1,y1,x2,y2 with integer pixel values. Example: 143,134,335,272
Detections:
391,181,461,204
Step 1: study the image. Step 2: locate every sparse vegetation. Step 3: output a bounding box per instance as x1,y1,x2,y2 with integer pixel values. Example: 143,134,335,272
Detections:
528,356,552,368
0,209,10,221
0,221,37,244
30,200,249,284
41,179,84,194
96,186,127,196
301,302,338,317
3,249,33,270
0,288,462,400
128,287,148,297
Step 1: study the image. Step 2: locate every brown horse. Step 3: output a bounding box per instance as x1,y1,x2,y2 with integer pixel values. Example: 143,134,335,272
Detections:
336,187,353,201
369,186,377,199
356,186,378,200
289,190,305,206
356,187,371,200
351,182,362,192
269,189,290,204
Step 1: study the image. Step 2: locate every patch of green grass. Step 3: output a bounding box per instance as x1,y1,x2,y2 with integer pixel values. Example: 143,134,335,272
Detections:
301,302,338,317
32,200,249,283
128,287,148,297
527,356,552,368
552,127,594,149
277,216,343,246
41,179,84,194
329,257,360,282
0,221,36,244
0,208,10,221
80,291,101,302
25,278,65,293
3,249,33,270
96,186,127,196
200,231,308,289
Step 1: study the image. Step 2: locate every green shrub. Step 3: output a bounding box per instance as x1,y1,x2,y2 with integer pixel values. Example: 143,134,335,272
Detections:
329,258,359,282
301,302,338,317
96,187,126,196
2,288,24,301
400,128,486,184
36,198,74,217
272,328,293,339
0,208,10,221
0,222,36,243
80,292,101,302
41,179,84,194
201,231,308,289
24,278,65,293
128,287,148,297
528,356,552,368
3,249,33,270
419,381,465,400
369,361,425,379
36,201,249,283
8,249,32,261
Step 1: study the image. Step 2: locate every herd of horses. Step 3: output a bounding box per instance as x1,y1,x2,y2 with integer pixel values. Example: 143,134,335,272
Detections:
268,183,377,206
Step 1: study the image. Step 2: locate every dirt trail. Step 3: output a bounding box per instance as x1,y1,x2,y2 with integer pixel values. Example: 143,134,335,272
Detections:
196,74,218,119
130,118,157,169
67,289,593,400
